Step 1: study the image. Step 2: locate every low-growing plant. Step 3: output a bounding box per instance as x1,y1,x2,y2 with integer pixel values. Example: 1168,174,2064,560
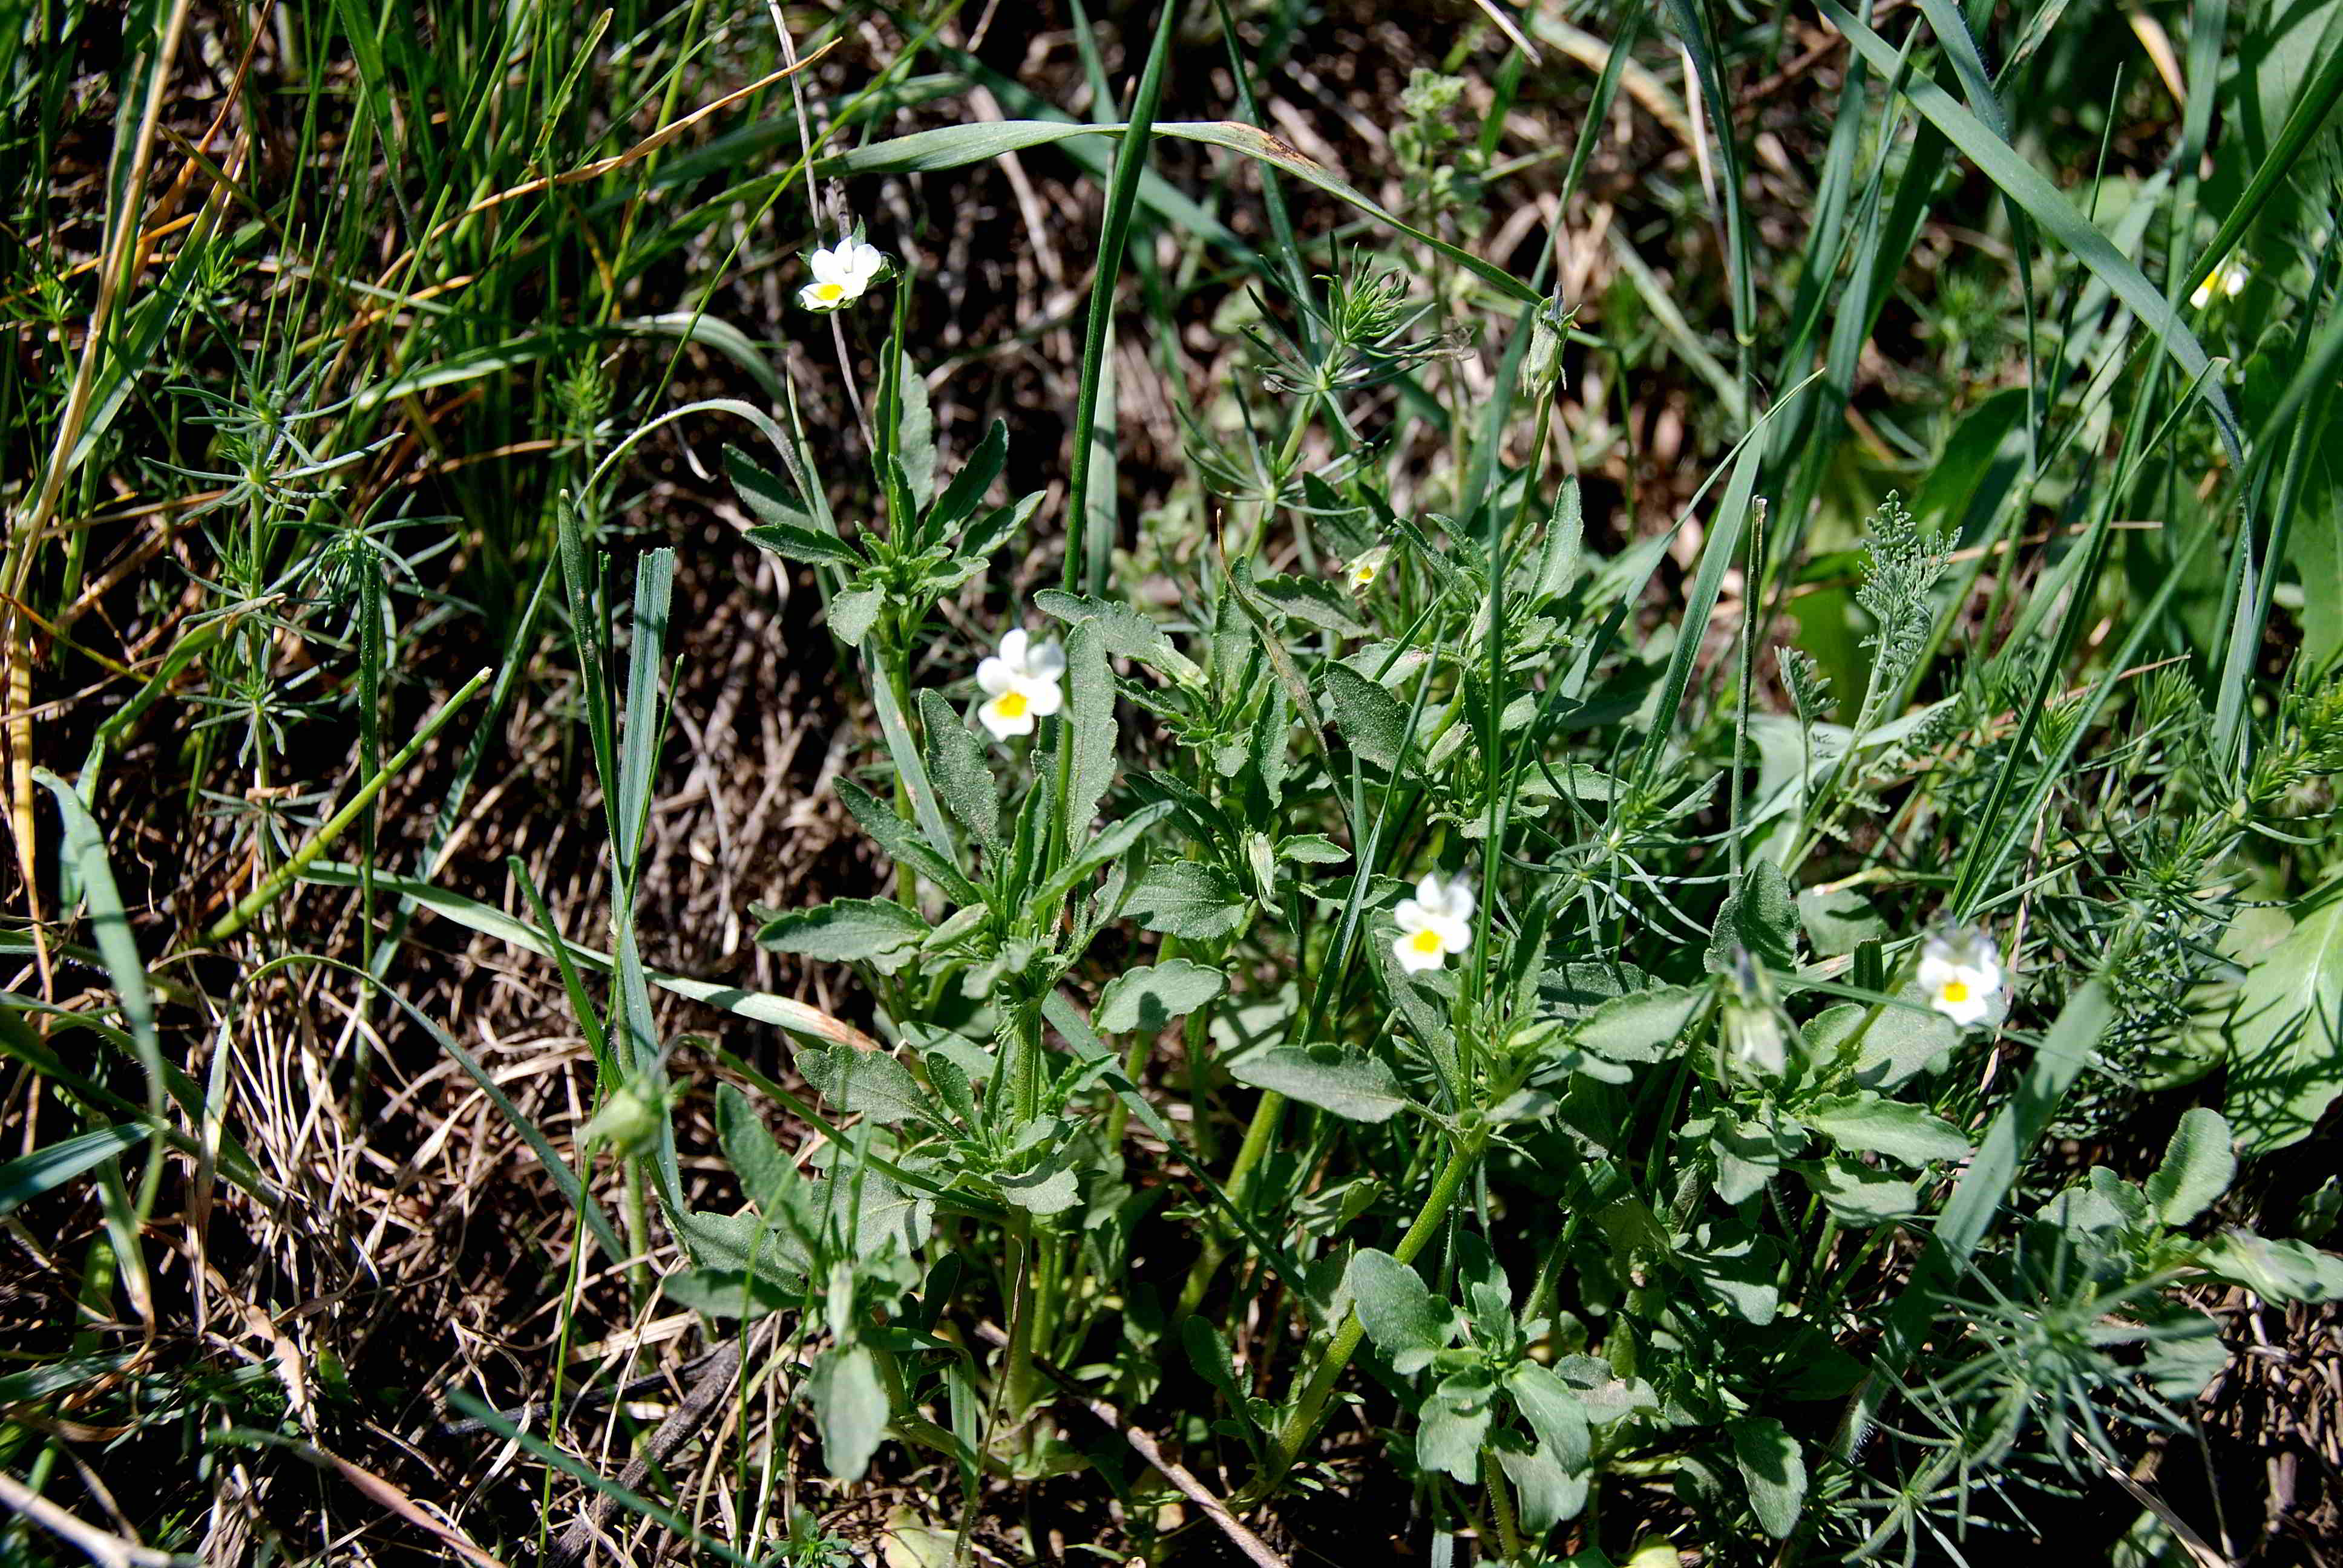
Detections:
657,139,2343,1559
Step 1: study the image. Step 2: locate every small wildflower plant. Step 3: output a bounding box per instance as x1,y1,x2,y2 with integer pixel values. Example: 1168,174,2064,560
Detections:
691,171,2343,1559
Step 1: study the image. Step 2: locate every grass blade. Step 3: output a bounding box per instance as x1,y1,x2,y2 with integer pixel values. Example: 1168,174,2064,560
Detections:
0,1125,151,1218
202,669,494,942
817,120,1541,306
35,771,156,1065
1061,1,1182,593
300,861,882,1053
1817,0,2242,465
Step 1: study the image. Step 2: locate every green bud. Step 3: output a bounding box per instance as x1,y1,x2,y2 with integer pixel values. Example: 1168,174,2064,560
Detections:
582,1074,669,1155
1522,295,1575,399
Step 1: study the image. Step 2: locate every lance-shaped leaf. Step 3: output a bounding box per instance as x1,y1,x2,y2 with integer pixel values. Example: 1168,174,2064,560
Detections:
1729,1416,1807,1538
1062,618,1118,842
1228,1045,1407,1123
917,689,1000,849
807,1344,889,1481
758,898,928,972
2146,1107,2236,1227
1801,1092,1971,1166
795,1044,939,1127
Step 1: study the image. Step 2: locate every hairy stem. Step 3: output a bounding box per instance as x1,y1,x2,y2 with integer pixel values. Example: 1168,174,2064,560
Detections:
1484,1445,1524,1563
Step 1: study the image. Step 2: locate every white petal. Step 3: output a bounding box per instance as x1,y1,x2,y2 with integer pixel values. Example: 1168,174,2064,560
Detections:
798,282,840,312
1024,637,1066,680
999,627,1030,671
809,247,848,285
2191,283,2214,309
1430,914,1475,954
842,242,885,284
979,696,1035,740
1933,991,1990,1027
976,656,1015,696
1021,677,1063,717
1953,935,2001,982
1916,952,1955,993
1393,932,1447,973
1415,872,1445,910
1444,881,1476,923
1394,900,1429,930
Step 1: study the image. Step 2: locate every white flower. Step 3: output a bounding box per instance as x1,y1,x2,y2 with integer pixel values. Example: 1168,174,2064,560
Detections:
2189,260,2249,310
1345,546,1391,593
975,627,1065,741
1918,927,2004,1028
1392,872,1475,974
798,239,886,312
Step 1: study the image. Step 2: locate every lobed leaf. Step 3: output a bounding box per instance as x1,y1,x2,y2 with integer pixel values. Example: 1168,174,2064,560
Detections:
1095,959,1227,1035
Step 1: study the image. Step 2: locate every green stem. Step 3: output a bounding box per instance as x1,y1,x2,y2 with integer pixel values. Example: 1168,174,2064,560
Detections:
1030,1230,1063,1364
1183,1007,1218,1163
1253,1128,1489,1494
884,630,922,913
1239,403,1317,562
1104,933,1183,1151
621,1152,652,1307
536,1189,597,1562
1176,1085,1285,1315
1224,1087,1286,1201
1001,1214,1039,1427
205,667,493,942
1013,996,1044,1125
1484,1445,1525,1563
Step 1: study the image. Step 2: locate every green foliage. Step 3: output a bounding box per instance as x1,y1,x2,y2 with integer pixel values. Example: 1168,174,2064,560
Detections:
2213,878,2343,1151
1093,959,1225,1034
10,2,2343,1563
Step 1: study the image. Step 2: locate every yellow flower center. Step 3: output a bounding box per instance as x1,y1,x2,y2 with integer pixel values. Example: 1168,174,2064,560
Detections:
1354,564,1377,586
1939,978,1970,1004
1409,927,1445,955
814,282,845,302
994,688,1030,720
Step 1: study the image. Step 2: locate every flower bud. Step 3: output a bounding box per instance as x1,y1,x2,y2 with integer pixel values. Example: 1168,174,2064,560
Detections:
582,1074,668,1155
1522,295,1575,399
1721,945,1786,1077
